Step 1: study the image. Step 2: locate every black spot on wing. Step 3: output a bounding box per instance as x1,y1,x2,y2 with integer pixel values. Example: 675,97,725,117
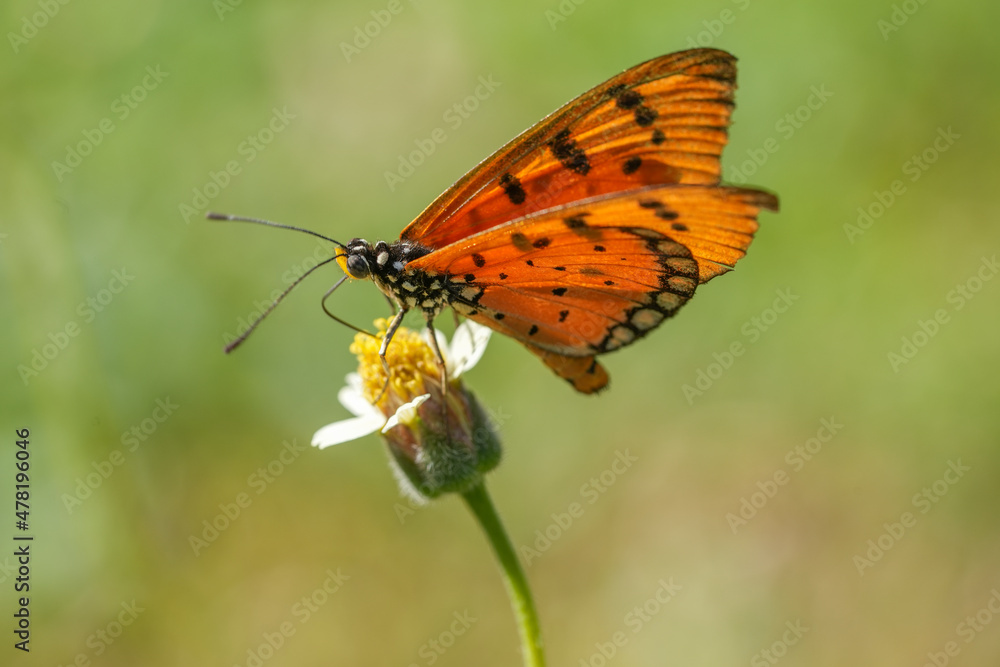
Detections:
634,105,658,127
613,88,657,126
622,156,642,175
498,272,508,280
532,237,551,249
552,287,568,296
638,199,678,221
464,273,476,282
528,325,539,336
499,172,526,205
511,232,532,251
471,253,486,268
548,129,590,175
605,83,627,99
563,214,602,241
615,89,643,110
671,222,689,232
651,128,666,145
558,310,570,322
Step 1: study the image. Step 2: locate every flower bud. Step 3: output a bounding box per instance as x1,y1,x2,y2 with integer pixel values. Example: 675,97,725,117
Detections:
352,320,501,501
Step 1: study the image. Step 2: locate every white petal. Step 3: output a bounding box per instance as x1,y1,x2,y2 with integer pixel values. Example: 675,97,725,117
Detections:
449,320,492,377
312,413,385,449
345,372,364,394
382,394,430,433
337,380,379,419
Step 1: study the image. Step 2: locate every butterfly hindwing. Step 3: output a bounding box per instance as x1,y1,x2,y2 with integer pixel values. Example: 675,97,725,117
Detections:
525,347,609,395
400,49,738,249
406,184,777,392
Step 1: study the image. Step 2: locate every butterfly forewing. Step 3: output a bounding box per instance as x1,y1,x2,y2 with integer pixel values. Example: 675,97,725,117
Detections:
380,48,778,393
400,49,739,249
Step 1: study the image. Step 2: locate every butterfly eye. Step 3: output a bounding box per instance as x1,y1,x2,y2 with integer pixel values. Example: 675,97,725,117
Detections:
345,254,371,279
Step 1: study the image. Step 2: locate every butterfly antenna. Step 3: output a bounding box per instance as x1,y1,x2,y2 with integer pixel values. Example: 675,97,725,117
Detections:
321,276,375,338
206,211,347,250
225,255,342,354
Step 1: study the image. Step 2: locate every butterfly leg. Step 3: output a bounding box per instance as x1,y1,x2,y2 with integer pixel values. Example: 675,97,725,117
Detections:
374,308,407,404
423,315,452,431
424,314,450,393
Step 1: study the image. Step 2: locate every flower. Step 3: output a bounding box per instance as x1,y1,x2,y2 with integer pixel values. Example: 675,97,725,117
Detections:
311,319,543,665
312,319,500,500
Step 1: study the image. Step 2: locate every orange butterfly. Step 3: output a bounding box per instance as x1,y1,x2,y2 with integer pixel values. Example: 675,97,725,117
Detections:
217,48,777,393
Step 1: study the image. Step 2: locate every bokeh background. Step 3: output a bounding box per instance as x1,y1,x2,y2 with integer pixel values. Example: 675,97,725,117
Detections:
3,1,999,665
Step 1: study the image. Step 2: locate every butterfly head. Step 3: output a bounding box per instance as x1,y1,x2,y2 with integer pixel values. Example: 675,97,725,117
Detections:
337,237,447,316
338,239,434,283
338,238,375,280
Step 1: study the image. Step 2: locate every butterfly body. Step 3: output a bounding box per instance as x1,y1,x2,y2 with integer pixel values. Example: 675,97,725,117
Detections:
338,48,777,393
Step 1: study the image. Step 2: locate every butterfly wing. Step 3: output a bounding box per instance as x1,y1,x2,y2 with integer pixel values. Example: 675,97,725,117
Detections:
400,48,739,249
405,184,777,393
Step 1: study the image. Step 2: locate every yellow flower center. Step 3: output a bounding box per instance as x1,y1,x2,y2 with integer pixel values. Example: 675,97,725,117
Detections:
351,319,440,408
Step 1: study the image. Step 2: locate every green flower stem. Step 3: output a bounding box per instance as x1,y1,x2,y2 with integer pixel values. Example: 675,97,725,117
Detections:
462,481,545,667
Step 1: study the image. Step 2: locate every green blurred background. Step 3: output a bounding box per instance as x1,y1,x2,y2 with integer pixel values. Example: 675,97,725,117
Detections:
3,0,999,665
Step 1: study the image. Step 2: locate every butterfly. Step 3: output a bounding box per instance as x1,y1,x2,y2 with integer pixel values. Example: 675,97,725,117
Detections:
215,48,777,394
